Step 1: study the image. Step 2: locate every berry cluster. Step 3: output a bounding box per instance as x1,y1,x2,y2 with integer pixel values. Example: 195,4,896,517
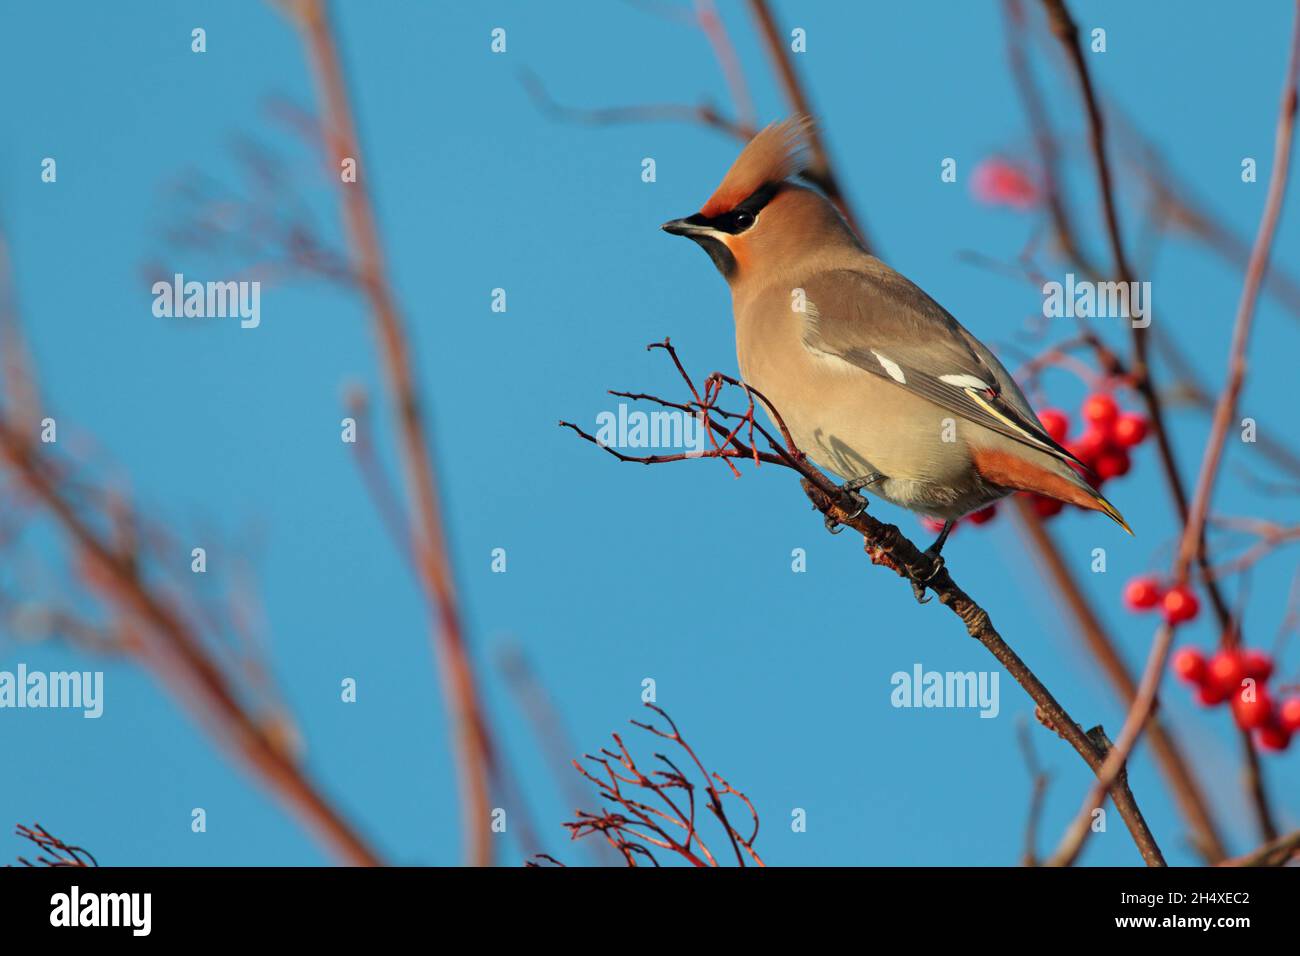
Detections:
1123,576,1199,624
1029,393,1148,519
1171,645,1299,752
917,393,1148,536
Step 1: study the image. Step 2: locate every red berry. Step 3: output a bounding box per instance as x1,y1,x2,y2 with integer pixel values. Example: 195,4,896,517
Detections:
1230,684,1274,730
1240,649,1274,682
1161,585,1200,625
1031,494,1064,518
971,158,1040,210
1196,682,1229,707
1112,412,1148,447
1037,408,1070,443
1279,697,1300,732
1081,393,1119,429
1170,646,1206,683
1094,449,1131,480
1206,649,1246,696
1071,427,1112,463
1256,722,1293,752
1124,576,1163,611
968,504,997,525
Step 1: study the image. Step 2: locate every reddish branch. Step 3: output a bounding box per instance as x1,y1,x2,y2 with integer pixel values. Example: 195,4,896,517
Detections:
1035,0,1232,632
745,0,873,252
519,70,755,142
1046,0,1300,866
285,0,498,865
1024,0,1286,847
552,703,763,867
1016,720,1052,867
1220,827,1300,867
562,339,1166,866
1,207,379,866
1011,496,1227,862
11,824,97,868
0,423,382,866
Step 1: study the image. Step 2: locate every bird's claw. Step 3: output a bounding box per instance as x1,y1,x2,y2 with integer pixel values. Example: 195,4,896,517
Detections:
822,489,868,535
909,550,946,604
843,489,868,519
910,579,932,604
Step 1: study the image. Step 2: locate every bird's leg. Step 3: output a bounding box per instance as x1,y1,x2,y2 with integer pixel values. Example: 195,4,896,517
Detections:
822,472,884,534
925,519,955,560
909,519,954,603
842,472,884,495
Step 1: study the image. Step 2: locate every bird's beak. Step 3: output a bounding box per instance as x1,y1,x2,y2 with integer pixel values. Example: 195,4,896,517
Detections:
661,214,712,237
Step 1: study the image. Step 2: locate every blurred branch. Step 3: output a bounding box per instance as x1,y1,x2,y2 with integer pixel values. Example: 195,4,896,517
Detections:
1046,0,1300,865
283,0,499,865
0,420,382,866
1035,0,1231,632
745,0,873,252
1115,106,1300,322
499,645,624,866
519,69,755,140
1010,496,1228,863
1220,827,1300,867
1016,719,1051,866
3,185,379,869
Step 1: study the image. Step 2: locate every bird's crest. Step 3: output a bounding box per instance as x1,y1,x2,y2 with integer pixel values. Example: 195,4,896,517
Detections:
700,116,813,217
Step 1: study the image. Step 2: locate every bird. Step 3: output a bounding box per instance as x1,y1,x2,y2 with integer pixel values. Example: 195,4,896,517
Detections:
661,116,1130,562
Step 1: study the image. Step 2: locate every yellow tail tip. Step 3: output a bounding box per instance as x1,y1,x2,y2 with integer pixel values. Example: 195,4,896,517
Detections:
1095,494,1133,535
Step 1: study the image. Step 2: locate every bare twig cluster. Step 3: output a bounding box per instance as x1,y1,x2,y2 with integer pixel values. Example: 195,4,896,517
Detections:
10,824,97,868
539,704,763,867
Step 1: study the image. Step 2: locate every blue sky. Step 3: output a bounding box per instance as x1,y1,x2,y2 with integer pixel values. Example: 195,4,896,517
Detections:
1,0,1297,866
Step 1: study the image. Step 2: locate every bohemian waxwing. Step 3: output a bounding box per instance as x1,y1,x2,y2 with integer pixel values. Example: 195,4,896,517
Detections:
662,116,1130,557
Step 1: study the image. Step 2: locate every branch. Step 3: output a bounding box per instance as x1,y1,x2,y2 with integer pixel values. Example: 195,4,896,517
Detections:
564,341,1166,866
1046,1,1300,865
0,425,383,866
556,703,764,867
744,0,874,253
284,0,498,865
1220,828,1300,867
1010,497,1228,862
10,824,97,868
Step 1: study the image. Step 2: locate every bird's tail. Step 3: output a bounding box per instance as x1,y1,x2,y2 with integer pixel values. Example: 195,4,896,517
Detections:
970,445,1132,533
1084,487,1133,535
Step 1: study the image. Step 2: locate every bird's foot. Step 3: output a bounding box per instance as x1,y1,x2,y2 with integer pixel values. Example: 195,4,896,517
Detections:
909,551,946,604
909,522,953,603
823,473,879,533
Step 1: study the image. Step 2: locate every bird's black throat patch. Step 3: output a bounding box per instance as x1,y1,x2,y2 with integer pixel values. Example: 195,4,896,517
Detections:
690,234,737,278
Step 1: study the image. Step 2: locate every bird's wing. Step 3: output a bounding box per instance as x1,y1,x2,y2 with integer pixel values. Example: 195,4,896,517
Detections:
799,265,1083,468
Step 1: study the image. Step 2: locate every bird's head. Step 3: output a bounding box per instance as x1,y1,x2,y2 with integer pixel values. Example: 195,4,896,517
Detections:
661,116,854,284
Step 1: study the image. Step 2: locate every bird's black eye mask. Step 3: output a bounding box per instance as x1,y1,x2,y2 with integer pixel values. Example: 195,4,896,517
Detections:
674,182,783,278
682,182,783,235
